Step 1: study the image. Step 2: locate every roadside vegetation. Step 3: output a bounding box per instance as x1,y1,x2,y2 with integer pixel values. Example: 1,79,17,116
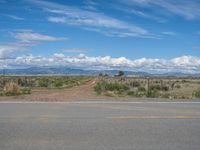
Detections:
94,73,200,99
1,74,200,100
0,76,91,96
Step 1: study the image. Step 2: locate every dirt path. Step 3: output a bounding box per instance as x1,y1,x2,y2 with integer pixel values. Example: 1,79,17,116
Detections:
0,78,104,101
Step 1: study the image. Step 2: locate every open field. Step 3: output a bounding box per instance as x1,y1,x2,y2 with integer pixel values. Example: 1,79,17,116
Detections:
0,101,200,150
0,76,200,101
95,76,200,99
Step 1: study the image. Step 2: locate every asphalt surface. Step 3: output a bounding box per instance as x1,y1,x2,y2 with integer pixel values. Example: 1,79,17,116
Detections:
0,101,200,150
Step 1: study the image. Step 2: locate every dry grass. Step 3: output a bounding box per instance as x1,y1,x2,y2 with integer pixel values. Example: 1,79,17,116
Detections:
3,82,21,96
94,77,200,99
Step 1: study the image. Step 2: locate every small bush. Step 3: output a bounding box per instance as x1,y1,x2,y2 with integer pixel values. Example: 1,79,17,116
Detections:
127,91,135,96
150,85,161,90
53,79,63,88
161,93,170,98
175,84,181,89
138,86,146,92
38,79,49,87
161,86,169,91
130,81,140,87
3,82,21,96
94,81,129,95
21,88,31,94
194,90,200,98
146,90,158,98
94,82,105,94
117,71,125,77
105,82,129,91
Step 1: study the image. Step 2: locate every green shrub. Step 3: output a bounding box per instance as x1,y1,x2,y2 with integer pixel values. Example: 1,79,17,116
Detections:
136,91,146,97
21,88,31,94
127,91,135,96
94,81,129,94
194,90,200,98
38,79,49,87
161,86,169,91
150,85,161,90
130,81,140,87
117,71,125,77
138,86,146,92
175,84,181,89
105,82,129,91
161,93,170,98
53,79,63,88
94,82,105,94
146,90,158,98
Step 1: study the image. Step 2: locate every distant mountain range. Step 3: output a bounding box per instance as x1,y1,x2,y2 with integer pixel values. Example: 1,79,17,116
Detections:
0,67,199,77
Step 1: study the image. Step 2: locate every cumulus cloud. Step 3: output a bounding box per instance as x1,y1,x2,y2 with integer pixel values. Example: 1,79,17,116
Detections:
1,54,200,73
0,31,65,58
0,43,32,58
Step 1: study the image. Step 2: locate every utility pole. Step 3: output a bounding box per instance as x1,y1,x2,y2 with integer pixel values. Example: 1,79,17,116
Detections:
3,59,5,86
1,57,6,86
147,77,150,96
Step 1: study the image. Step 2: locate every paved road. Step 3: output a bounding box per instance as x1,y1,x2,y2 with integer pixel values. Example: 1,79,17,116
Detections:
0,101,200,150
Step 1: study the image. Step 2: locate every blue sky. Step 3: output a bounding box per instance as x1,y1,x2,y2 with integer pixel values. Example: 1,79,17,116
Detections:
0,0,200,73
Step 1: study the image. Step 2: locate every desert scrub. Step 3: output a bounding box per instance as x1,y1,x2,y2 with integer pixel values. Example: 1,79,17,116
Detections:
38,78,49,87
194,90,200,98
53,78,63,88
94,81,129,95
21,87,32,94
3,82,21,96
0,82,32,96
146,89,158,98
129,81,140,87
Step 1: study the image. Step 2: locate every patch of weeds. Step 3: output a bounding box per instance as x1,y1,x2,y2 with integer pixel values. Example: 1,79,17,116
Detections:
3,82,21,96
194,90,200,98
21,88,31,94
146,90,158,98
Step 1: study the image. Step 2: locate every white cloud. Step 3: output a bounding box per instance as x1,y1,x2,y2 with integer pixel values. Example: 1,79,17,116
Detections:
29,0,156,38
3,14,24,20
2,54,200,73
110,3,167,23
13,31,65,42
53,53,65,58
0,43,31,58
123,0,200,20
162,31,176,36
0,31,66,58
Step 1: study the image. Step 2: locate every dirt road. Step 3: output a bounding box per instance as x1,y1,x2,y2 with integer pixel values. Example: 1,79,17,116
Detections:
0,78,102,101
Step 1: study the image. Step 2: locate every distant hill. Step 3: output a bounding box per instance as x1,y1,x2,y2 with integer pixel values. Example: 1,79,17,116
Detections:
0,67,199,77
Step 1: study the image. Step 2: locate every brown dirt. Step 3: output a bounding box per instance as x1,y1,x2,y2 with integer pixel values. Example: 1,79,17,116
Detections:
0,78,109,101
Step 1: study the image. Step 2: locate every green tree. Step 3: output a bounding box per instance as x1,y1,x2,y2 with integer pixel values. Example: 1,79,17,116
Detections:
118,71,124,77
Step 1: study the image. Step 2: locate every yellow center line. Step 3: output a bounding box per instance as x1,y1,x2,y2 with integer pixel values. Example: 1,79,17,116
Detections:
107,116,200,119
